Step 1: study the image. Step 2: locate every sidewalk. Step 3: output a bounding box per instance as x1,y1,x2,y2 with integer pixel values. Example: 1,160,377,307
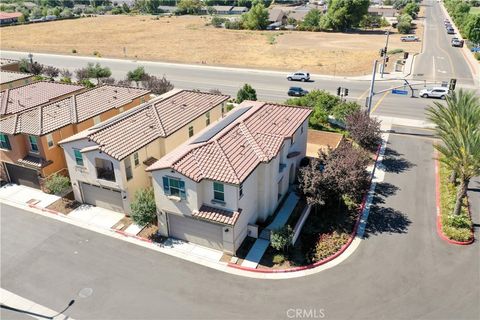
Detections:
0,184,59,208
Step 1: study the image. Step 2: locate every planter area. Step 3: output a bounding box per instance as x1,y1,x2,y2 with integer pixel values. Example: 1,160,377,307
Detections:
46,192,81,214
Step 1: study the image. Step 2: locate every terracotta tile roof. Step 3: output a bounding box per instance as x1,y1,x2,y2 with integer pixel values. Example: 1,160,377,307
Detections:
0,58,19,67
306,129,344,157
17,155,52,169
59,89,230,160
0,81,84,116
0,85,150,136
147,101,312,184
0,71,33,84
192,205,241,226
0,12,23,19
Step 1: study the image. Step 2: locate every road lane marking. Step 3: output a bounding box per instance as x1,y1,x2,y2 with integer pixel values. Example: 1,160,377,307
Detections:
357,88,370,102
371,91,389,114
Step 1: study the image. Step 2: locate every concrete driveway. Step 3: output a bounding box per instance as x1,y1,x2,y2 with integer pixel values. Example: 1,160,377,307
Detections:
68,204,124,229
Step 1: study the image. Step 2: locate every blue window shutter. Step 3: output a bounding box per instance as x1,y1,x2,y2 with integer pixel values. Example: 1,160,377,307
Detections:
179,180,186,199
162,177,170,195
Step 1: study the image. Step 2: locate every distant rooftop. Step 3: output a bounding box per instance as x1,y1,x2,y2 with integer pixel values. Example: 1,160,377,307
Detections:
0,70,33,84
0,58,19,67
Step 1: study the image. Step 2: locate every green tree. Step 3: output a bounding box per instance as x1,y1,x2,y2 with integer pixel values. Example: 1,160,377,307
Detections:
427,90,480,216
236,83,257,103
270,225,294,253
464,14,480,44
177,0,203,14
241,2,269,30
403,2,420,18
30,7,43,19
286,90,341,128
321,0,370,31
130,188,157,226
127,66,147,87
86,63,112,84
146,0,161,14
397,13,413,34
301,9,322,30
45,174,71,195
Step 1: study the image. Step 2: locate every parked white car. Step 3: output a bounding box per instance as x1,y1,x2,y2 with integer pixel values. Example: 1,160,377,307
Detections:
400,35,419,42
419,87,449,99
287,71,310,82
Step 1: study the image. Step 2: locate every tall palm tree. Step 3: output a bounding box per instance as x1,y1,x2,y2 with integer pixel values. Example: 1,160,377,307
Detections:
427,89,480,216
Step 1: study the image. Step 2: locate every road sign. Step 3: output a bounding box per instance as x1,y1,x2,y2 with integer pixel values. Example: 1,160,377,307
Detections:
392,89,408,95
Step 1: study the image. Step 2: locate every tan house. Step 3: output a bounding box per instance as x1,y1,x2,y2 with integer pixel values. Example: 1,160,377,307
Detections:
59,89,230,214
0,85,151,189
0,81,85,118
0,71,35,90
0,58,21,72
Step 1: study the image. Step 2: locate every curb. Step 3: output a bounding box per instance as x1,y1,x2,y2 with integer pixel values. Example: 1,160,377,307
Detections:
228,143,383,273
434,153,474,245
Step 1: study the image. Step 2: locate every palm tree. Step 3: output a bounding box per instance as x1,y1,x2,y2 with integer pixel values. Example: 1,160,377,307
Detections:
427,89,480,215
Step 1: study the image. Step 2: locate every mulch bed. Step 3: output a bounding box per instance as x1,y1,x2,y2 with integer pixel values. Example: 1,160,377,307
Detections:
112,216,133,231
46,192,81,215
138,223,159,241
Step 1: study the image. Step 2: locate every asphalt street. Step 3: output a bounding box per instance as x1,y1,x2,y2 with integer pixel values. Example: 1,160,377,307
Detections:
1,126,479,320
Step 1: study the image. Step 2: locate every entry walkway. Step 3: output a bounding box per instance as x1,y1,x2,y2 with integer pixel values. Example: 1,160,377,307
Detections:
241,192,299,268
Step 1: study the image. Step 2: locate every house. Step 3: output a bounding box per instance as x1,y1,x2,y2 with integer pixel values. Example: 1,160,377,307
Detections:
146,101,312,254
230,6,248,15
22,2,37,10
268,8,288,25
59,90,229,214
0,58,20,72
0,85,150,189
210,6,234,15
0,12,23,25
0,71,35,90
368,5,397,18
0,81,85,118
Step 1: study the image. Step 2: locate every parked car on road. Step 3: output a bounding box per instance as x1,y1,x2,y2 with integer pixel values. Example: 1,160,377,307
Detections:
451,38,464,47
446,27,455,34
400,35,419,42
471,46,480,53
288,87,309,96
287,71,310,82
419,87,449,99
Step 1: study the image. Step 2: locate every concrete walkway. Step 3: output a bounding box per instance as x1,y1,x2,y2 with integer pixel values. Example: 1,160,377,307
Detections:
0,184,59,209
241,192,299,268
69,204,124,230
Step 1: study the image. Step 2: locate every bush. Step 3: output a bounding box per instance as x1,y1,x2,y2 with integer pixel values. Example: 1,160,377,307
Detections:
270,225,294,253
314,231,349,261
225,20,242,29
130,188,157,226
226,103,235,111
45,174,70,196
388,48,404,54
72,49,77,54
331,101,361,122
345,110,382,151
272,254,285,264
211,15,226,27
475,52,480,61
236,83,257,103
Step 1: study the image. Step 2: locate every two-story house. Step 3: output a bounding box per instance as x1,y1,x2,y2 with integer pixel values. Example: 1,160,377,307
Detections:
146,101,312,254
0,71,35,90
59,89,230,214
0,85,151,189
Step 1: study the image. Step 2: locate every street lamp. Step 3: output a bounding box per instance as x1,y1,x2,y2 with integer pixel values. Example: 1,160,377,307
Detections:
28,52,33,65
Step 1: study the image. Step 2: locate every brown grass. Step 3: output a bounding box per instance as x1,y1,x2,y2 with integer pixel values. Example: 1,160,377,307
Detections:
1,15,423,75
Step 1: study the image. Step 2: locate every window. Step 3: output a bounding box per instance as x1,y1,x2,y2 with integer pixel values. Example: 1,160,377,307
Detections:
46,134,54,148
162,176,186,199
213,182,225,202
239,183,243,199
206,111,210,126
74,149,84,166
125,157,133,181
93,115,101,125
28,135,39,152
133,152,139,167
188,126,194,138
0,134,11,150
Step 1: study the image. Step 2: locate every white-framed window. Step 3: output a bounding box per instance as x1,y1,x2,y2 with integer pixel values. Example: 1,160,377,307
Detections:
133,152,139,167
0,134,11,150
46,133,54,148
213,182,225,202
73,149,84,166
93,115,101,125
28,135,39,153
162,176,186,199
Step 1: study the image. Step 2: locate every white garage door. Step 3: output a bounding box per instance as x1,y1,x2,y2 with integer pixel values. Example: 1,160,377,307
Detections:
81,182,124,213
168,214,224,251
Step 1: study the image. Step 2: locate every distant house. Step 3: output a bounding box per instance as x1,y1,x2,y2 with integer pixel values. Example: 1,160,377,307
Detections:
368,5,397,18
22,2,37,10
268,8,288,25
0,12,23,25
0,71,35,90
157,6,178,13
0,58,20,72
230,6,248,15
210,6,234,15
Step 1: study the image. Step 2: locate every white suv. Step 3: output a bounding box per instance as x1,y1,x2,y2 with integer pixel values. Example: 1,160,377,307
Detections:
287,71,310,82
419,87,449,99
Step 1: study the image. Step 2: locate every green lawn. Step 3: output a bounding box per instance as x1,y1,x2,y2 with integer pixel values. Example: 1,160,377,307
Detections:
471,7,480,15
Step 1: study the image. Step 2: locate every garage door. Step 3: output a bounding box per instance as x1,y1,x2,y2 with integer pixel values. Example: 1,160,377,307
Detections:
168,214,224,251
4,163,40,189
81,182,124,213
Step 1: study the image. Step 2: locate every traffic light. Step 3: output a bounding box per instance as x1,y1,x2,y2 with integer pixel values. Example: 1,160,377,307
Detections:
379,48,385,57
386,57,389,62
337,87,341,96
344,88,349,97
449,78,457,91
403,52,409,60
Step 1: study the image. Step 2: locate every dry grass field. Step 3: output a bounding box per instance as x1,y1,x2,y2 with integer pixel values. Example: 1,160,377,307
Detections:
0,13,423,75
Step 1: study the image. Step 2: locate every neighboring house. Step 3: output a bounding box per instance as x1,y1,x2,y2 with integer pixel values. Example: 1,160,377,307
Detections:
368,6,397,18
0,12,23,25
0,85,150,189
0,81,85,118
147,101,312,254
0,71,35,90
59,90,229,214
22,2,37,10
208,6,234,14
0,58,20,72
230,6,248,14
268,8,288,25
157,6,178,13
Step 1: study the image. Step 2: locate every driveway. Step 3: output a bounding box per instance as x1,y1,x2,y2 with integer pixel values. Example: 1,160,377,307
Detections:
1,126,479,319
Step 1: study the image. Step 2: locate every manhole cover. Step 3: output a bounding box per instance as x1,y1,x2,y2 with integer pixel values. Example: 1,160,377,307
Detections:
78,288,93,298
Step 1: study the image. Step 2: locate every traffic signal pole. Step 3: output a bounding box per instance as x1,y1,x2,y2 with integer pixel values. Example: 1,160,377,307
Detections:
367,59,378,115
380,29,390,78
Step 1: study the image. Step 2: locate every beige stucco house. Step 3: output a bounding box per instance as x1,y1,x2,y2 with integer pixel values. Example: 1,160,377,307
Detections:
146,101,312,254
59,89,229,214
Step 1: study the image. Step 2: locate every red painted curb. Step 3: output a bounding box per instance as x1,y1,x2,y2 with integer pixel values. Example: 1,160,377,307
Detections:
113,228,153,243
434,155,474,245
228,143,382,273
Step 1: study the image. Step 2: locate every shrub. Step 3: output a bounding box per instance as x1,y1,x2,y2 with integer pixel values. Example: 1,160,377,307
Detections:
236,83,257,103
270,225,294,253
345,110,382,151
272,254,285,264
211,15,226,27
226,103,235,111
93,51,101,57
45,174,70,196
475,52,480,61
331,101,361,122
130,188,157,226
314,231,349,261
388,48,404,54
225,20,242,29
80,79,96,88
141,75,174,95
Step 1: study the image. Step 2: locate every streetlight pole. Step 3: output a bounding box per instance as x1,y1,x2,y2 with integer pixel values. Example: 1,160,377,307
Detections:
380,29,390,78
367,59,378,115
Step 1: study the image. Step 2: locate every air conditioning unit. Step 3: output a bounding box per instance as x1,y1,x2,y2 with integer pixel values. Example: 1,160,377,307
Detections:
247,224,259,239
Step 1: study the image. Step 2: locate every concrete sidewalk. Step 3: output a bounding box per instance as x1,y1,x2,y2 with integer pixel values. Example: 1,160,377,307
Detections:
0,184,59,209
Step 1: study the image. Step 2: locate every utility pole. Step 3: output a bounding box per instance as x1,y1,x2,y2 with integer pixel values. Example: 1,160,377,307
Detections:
367,59,378,115
380,29,390,78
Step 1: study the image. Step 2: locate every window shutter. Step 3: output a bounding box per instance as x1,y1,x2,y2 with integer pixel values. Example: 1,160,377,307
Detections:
179,180,186,199
162,177,170,195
